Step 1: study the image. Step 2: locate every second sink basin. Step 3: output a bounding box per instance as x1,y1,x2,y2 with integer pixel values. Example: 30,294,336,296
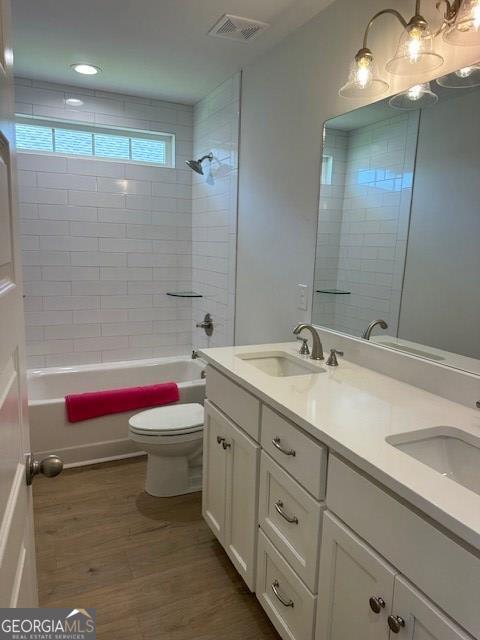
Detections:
237,351,324,377
386,427,480,496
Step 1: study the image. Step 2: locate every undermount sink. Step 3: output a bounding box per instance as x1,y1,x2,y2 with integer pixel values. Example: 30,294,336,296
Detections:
386,427,480,496
237,351,324,377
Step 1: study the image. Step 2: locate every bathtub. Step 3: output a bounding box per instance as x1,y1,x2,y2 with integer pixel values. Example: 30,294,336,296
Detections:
28,356,206,467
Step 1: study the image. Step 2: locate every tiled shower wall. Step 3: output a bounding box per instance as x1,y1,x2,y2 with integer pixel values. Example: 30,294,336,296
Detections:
313,112,418,337
15,78,194,367
191,74,240,349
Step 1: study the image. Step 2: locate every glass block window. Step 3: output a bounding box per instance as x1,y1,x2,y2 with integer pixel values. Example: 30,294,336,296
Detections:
15,116,174,167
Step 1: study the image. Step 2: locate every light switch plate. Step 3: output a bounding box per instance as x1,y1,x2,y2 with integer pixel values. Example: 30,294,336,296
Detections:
297,284,308,311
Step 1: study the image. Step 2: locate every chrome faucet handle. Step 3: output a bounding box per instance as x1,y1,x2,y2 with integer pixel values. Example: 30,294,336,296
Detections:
326,349,344,367
296,336,310,356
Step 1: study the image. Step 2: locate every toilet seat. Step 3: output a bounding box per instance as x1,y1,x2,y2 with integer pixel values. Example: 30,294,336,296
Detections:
129,403,204,437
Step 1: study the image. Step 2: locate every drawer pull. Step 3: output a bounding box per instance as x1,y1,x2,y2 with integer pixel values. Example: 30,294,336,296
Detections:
272,437,296,457
222,440,231,449
387,615,405,633
274,500,299,524
369,596,385,614
216,436,225,445
271,580,294,608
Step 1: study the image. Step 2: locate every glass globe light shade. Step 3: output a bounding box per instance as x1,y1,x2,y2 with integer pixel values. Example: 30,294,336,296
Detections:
386,17,444,75
339,49,389,98
389,82,438,109
436,63,480,88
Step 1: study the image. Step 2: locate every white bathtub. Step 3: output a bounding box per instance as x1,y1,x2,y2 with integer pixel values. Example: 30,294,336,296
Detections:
28,356,206,467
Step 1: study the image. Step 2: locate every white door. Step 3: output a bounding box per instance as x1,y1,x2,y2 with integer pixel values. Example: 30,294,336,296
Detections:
202,401,228,543
224,417,259,591
0,0,38,607
0,0,63,608
388,576,474,640
316,512,396,640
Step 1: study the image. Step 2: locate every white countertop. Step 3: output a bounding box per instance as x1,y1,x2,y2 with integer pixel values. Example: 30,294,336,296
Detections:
199,342,480,552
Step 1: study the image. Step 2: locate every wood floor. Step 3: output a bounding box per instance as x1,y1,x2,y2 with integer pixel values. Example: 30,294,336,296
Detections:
33,456,279,640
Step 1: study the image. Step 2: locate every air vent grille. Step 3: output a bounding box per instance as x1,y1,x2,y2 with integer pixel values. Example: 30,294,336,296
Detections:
208,14,269,42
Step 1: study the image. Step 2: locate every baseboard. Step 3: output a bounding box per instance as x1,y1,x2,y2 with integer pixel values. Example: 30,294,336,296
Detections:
36,437,145,467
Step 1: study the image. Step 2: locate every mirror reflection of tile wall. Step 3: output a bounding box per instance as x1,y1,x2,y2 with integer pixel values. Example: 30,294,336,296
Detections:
313,112,418,337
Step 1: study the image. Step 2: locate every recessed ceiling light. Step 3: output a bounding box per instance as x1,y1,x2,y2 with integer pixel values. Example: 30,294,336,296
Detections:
65,98,84,106
71,63,101,75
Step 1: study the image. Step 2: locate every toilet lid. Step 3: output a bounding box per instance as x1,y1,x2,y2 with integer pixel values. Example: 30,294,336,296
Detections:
129,403,204,434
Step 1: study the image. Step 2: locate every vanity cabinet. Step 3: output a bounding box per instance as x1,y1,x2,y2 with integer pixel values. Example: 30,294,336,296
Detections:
316,512,473,640
202,399,259,590
202,364,479,640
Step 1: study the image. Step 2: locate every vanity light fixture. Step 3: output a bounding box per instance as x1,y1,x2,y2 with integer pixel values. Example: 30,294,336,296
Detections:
339,0,480,98
389,82,438,109
71,63,101,75
436,62,480,86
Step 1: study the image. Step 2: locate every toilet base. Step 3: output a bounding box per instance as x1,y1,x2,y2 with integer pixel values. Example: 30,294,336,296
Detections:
145,452,202,497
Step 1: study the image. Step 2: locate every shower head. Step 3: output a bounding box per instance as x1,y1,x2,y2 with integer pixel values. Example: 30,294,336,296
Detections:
185,153,213,175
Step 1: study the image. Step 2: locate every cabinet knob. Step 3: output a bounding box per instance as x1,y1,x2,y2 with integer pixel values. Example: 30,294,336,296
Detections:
387,615,405,633
369,596,385,614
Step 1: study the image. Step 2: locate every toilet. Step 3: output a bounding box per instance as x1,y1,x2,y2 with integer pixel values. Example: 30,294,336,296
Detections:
128,403,204,497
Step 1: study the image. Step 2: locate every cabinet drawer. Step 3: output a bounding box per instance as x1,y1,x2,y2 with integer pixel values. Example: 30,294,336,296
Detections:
261,406,327,499
206,366,260,441
256,530,316,640
259,452,324,592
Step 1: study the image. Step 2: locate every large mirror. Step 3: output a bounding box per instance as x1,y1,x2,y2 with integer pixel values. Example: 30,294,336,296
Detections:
313,64,480,375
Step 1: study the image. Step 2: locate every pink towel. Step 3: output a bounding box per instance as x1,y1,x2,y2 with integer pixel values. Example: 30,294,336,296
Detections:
65,382,180,423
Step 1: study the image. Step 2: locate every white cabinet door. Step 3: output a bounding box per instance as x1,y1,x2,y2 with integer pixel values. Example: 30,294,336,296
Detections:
388,576,474,640
316,512,396,640
202,401,228,544
224,416,260,591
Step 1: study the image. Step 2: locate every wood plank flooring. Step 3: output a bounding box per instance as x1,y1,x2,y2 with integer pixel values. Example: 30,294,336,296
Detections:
33,456,279,640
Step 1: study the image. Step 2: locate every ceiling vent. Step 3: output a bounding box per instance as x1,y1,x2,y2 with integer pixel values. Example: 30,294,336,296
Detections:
208,14,270,42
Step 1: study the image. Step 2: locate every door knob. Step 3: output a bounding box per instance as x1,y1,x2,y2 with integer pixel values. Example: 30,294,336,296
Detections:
25,453,63,486
369,596,386,614
387,615,406,633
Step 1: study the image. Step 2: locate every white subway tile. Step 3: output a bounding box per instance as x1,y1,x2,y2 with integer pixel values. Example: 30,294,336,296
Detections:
17,153,67,173
25,310,73,326
19,187,68,205
44,296,100,310
24,281,71,296
74,336,129,352
67,158,125,178
37,172,97,191
38,204,98,221
101,295,153,309
70,221,125,237
73,309,128,324
21,219,69,235
97,177,151,195
44,324,101,339
27,339,74,356
40,236,98,251
101,321,153,336
71,281,126,295
42,266,100,281
21,236,39,250
70,252,127,267
45,352,102,367
98,238,152,253
68,190,125,208
100,267,152,281
22,250,70,266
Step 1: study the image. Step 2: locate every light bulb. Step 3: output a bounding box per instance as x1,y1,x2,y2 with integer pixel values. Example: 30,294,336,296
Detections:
355,58,372,88
407,84,424,100
406,27,423,62
456,66,474,77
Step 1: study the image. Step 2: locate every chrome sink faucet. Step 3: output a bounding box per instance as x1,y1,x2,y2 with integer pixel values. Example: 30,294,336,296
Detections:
362,319,388,340
293,323,324,361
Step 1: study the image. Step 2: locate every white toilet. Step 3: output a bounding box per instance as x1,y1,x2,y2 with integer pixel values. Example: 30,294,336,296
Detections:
128,403,204,497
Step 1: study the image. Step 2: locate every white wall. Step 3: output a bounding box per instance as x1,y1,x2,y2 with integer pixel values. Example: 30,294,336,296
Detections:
235,0,480,346
191,74,240,350
16,78,194,367
398,90,480,359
